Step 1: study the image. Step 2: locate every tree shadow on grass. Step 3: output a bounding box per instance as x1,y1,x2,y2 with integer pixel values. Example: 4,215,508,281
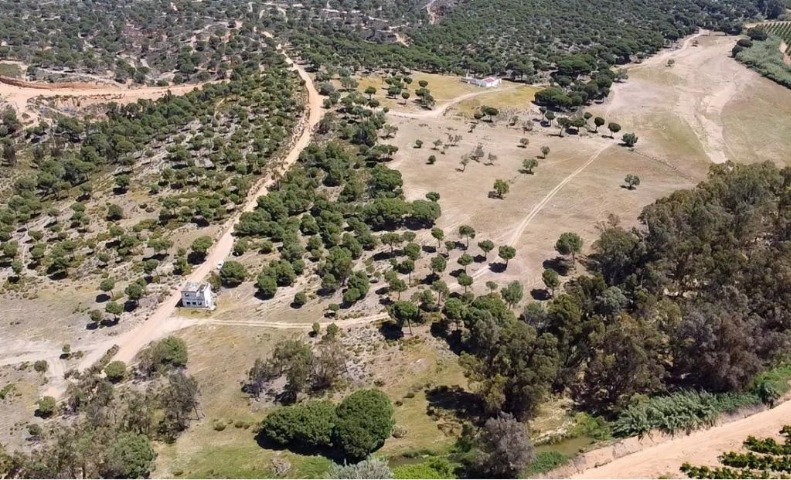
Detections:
254,431,346,462
425,385,484,424
489,262,507,273
95,293,110,303
542,257,569,276
530,288,551,301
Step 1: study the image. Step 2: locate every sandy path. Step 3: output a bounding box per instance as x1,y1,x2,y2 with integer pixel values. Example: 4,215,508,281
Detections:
425,0,439,24
185,312,390,329
572,401,791,478
72,34,323,375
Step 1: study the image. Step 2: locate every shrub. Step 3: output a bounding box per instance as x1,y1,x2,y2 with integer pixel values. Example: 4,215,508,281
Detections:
102,432,156,478
152,336,188,368
219,260,247,287
613,390,761,438
261,400,337,448
36,396,57,417
27,423,42,437
33,360,48,373
140,336,188,374
525,451,570,475
104,360,127,383
294,291,308,307
393,457,455,479
334,389,394,460
327,458,394,479
326,323,340,339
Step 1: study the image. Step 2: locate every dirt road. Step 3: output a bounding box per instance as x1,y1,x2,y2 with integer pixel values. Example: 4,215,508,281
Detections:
0,78,208,123
74,35,323,374
572,401,791,478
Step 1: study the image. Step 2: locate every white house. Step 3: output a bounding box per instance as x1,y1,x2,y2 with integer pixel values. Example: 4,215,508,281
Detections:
461,76,502,88
181,282,215,309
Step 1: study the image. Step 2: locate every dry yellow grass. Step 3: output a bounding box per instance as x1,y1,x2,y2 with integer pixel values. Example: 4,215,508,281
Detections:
357,72,483,102
452,84,543,117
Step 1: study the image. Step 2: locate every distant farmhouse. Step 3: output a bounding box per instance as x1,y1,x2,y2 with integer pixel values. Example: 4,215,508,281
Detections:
461,76,502,88
181,282,215,309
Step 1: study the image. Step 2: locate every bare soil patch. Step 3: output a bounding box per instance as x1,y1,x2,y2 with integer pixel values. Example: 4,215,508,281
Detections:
591,32,791,170
0,78,212,124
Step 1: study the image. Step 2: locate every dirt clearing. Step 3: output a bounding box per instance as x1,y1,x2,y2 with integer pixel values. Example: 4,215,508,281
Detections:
0,77,212,124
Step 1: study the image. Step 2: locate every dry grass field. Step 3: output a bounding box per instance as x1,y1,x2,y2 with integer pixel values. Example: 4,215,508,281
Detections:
451,83,543,118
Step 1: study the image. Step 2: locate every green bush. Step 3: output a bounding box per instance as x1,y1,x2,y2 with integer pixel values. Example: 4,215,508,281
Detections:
219,260,247,287
261,400,337,448
36,396,57,417
328,458,394,479
102,432,156,478
104,360,127,383
525,451,570,475
752,362,791,396
334,389,394,460
33,360,48,373
736,37,791,89
393,457,456,478
294,291,308,307
151,336,188,368
613,390,761,438
567,412,611,441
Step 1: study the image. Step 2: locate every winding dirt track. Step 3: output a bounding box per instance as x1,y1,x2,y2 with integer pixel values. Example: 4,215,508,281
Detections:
73,35,324,374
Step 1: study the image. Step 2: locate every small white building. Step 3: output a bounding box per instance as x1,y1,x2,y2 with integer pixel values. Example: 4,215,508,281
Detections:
461,76,502,88
181,282,215,309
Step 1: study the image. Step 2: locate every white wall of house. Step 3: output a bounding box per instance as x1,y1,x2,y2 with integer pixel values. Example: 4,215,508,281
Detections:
181,284,215,309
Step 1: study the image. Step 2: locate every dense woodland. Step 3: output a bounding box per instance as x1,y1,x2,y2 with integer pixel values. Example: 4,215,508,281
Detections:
0,0,282,83
1,0,783,84
246,153,791,475
455,161,791,421
269,0,777,78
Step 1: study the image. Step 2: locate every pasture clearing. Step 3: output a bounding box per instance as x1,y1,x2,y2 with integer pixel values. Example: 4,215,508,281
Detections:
154,323,468,478
590,32,791,170
450,83,542,118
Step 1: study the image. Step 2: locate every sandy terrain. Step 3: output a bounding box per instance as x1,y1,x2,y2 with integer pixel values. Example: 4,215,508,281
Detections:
0,77,210,124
